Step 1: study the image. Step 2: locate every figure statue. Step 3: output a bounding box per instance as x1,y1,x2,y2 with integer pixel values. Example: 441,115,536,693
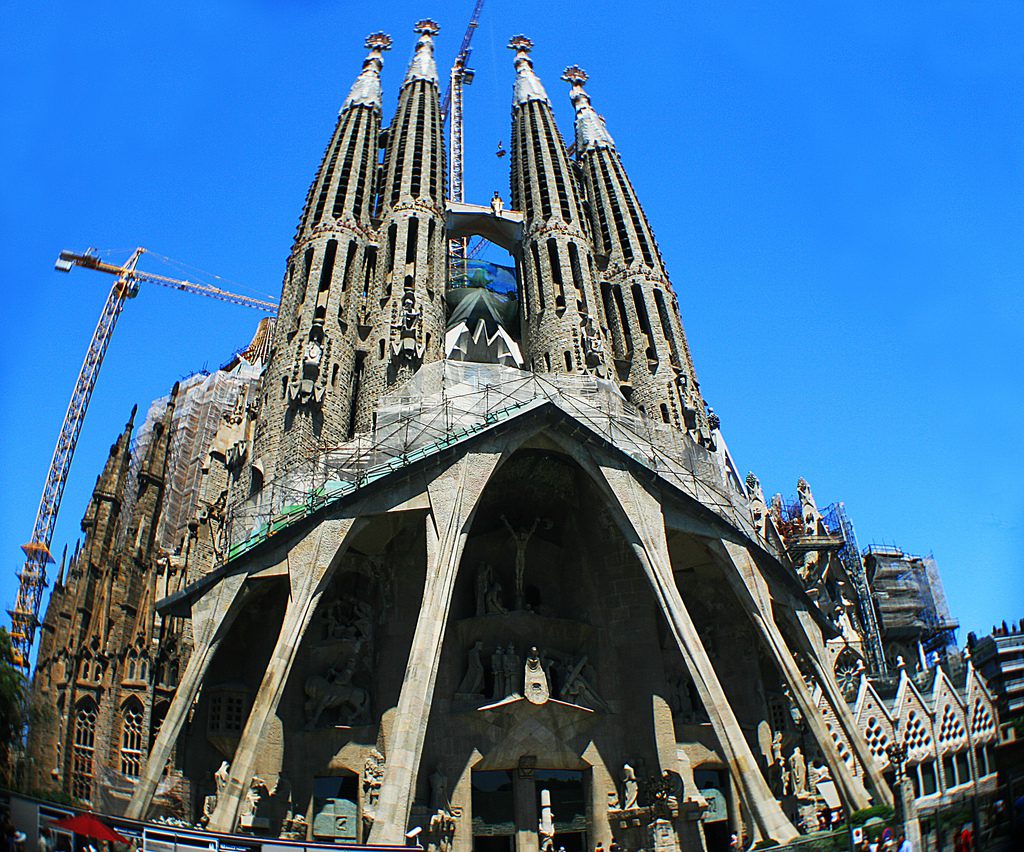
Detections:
362,748,385,810
662,769,683,810
491,645,507,699
392,291,424,361
504,643,521,695
457,641,485,695
292,323,326,407
539,788,555,852
580,317,607,377
559,655,607,710
524,646,550,705
490,191,505,216
789,746,807,796
304,665,369,728
475,563,492,616
622,763,639,810
485,578,507,615
501,514,540,610
241,777,266,820
214,760,230,796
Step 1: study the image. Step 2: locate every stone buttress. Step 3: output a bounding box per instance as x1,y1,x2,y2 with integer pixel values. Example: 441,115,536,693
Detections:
252,34,392,483
563,67,712,445
508,37,609,379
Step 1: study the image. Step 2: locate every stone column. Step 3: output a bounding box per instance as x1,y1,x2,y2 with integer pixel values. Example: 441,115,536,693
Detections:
125,572,247,819
514,767,539,852
708,539,873,812
207,518,361,832
789,608,894,808
597,464,798,844
369,451,503,844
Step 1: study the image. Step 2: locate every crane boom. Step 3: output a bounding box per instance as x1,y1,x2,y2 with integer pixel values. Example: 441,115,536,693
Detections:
446,0,486,272
8,247,277,668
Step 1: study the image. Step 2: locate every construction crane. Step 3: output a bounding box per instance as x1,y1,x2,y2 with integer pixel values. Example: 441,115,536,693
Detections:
443,0,486,273
8,247,277,669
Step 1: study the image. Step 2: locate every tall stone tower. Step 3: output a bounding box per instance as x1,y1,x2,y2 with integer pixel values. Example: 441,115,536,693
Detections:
358,19,448,429
562,66,712,445
253,33,393,483
508,36,608,379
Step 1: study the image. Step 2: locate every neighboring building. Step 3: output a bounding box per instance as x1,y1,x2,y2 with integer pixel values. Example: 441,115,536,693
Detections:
24,21,1001,852
970,620,1024,732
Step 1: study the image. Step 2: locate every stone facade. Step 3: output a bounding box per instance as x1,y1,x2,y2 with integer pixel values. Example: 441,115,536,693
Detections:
26,21,1001,852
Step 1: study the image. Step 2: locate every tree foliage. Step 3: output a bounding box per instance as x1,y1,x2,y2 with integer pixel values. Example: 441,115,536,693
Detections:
0,628,27,784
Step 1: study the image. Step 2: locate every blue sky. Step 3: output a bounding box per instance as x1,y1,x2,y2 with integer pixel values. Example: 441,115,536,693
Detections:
1,1,1022,663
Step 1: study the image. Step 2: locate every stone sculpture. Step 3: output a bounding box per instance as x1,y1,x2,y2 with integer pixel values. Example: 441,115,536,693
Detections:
524,646,550,704
504,643,521,695
362,748,385,812
485,578,507,614
456,641,485,695
501,514,540,610
539,787,555,852
304,663,369,728
622,763,639,810
789,746,807,796
475,563,492,616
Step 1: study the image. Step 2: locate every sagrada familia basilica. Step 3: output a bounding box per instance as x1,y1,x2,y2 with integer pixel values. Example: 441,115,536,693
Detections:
26,21,1001,852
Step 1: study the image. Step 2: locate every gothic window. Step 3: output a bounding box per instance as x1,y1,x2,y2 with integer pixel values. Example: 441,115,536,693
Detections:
127,658,136,681
120,700,144,778
863,715,890,762
72,700,98,800
971,698,996,740
80,659,90,681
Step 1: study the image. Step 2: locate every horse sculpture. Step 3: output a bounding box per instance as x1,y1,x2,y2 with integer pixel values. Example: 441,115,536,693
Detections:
304,675,368,728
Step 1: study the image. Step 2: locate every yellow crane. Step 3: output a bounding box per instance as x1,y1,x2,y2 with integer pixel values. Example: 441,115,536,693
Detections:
9,248,277,668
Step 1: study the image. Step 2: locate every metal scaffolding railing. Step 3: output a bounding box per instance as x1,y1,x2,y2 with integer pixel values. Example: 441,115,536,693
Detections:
220,362,760,564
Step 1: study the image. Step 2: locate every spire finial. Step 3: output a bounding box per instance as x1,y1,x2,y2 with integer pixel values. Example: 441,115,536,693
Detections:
344,32,391,112
561,65,588,87
564,65,615,151
508,34,534,55
406,19,440,84
509,35,549,105
365,32,393,53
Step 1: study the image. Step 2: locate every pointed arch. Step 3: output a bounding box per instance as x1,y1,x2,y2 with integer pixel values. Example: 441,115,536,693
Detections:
71,698,98,800
120,697,145,777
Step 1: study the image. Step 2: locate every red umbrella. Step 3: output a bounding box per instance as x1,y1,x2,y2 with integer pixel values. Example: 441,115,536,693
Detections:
51,814,130,844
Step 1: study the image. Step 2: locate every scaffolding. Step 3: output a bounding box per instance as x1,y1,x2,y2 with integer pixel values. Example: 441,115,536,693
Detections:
221,361,759,565
820,501,887,675
863,545,959,661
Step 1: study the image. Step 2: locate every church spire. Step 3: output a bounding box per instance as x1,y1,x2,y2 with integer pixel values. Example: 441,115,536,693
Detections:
344,32,391,112
356,20,448,430
80,405,135,567
253,34,393,486
508,37,608,380
565,67,712,444
405,19,440,84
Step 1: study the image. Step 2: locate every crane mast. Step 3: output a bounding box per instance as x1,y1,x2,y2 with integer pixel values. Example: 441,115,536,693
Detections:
444,0,486,272
8,248,276,669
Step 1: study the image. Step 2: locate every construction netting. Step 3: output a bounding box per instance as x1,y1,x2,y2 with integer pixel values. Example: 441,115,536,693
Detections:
223,361,759,563
120,360,262,554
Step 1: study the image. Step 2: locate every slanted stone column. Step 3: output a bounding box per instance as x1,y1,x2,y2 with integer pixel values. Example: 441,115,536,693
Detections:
369,451,503,844
126,572,247,819
208,518,361,832
707,539,872,812
789,608,894,808
597,464,798,844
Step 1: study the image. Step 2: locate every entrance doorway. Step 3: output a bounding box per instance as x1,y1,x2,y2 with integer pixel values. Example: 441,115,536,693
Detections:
472,770,515,850
536,769,587,852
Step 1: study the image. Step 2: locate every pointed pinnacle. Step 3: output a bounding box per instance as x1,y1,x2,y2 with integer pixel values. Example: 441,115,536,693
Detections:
561,65,588,86
414,19,440,37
